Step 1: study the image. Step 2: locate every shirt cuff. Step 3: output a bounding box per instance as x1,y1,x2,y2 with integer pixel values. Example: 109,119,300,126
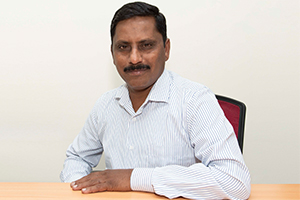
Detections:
60,170,87,183
130,168,155,193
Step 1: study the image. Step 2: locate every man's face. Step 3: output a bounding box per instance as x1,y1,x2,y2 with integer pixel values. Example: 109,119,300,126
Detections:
111,16,170,93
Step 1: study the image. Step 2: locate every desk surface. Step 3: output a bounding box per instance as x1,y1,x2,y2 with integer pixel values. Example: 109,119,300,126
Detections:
0,183,299,200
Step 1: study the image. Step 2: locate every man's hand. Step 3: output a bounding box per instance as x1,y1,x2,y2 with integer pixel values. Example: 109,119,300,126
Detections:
70,169,133,194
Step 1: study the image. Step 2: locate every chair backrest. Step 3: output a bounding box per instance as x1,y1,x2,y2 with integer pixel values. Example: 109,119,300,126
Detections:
215,95,246,153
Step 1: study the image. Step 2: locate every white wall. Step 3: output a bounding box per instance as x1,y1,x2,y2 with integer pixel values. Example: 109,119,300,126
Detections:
0,0,299,184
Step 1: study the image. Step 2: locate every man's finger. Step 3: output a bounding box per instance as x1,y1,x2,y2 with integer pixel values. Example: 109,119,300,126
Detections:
81,184,107,194
70,181,81,190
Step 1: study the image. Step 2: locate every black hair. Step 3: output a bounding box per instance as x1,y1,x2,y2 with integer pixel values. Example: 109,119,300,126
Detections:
110,2,167,45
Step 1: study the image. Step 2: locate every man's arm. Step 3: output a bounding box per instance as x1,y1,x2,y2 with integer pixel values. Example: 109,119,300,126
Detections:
60,102,103,183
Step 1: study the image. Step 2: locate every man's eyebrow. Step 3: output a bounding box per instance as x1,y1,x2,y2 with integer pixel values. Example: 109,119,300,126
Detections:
115,40,130,44
138,39,156,43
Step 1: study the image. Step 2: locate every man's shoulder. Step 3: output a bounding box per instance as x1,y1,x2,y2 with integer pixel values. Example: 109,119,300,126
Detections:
93,85,124,108
167,70,218,110
167,70,209,94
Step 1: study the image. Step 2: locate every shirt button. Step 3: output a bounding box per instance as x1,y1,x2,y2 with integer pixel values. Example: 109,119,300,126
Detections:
132,118,136,122
129,145,134,150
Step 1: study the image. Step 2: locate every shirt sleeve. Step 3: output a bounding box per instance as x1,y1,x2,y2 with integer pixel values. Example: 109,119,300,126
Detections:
131,88,251,199
60,102,103,183
130,168,155,193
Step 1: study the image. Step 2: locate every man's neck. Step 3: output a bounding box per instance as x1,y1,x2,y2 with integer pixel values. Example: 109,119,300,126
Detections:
128,86,153,112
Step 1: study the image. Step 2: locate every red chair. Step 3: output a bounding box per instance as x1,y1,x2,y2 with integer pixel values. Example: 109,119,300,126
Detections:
216,95,246,153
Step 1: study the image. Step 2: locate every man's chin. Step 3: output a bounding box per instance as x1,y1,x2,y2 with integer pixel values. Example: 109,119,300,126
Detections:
126,82,154,93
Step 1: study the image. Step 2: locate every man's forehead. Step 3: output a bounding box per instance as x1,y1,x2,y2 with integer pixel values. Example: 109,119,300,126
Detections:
115,16,156,32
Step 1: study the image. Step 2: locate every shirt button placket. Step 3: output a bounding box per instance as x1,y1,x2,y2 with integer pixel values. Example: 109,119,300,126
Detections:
128,116,136,150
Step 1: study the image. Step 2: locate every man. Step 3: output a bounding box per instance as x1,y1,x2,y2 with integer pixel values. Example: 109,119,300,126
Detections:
60,2,251,199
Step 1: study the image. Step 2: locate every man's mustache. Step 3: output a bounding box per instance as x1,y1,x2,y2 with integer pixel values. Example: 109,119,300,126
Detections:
124,64,150,72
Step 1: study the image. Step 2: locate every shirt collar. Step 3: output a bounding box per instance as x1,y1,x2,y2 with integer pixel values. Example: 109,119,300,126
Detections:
115,84,130,108
147,69,170,103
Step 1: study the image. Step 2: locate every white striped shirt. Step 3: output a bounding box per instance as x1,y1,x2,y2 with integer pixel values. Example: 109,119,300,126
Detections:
60,69,251,199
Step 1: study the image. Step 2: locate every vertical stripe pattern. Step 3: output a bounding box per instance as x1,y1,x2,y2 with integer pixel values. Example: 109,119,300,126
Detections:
61,70,251,199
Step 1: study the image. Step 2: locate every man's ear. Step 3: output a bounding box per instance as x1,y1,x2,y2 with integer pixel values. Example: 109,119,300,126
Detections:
164,38,170,61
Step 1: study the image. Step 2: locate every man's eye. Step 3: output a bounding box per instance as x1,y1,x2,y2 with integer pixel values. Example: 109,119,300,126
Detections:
142,43,152,48
118,45,128,50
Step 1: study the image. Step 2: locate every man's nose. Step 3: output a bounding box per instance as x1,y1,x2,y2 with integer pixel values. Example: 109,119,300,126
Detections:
129,48,142,65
